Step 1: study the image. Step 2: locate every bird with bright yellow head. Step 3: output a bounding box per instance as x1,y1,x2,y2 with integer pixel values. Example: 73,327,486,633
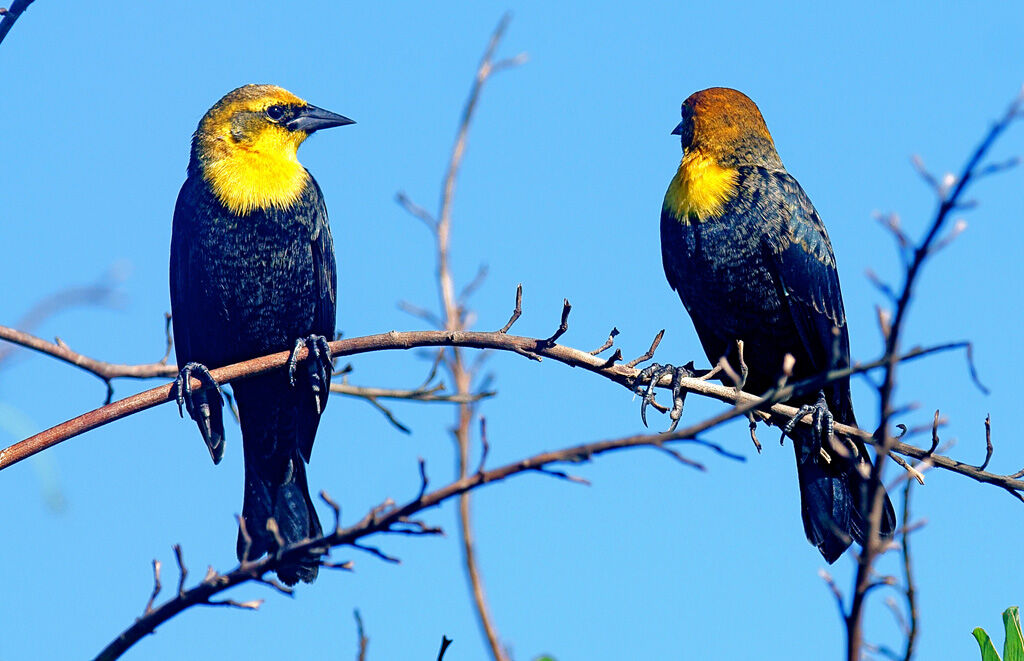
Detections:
170,84,353,584
644,87,895,562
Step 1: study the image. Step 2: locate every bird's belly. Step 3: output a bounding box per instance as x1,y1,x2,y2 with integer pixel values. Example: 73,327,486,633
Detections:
671,222,799,385
194,224,318,362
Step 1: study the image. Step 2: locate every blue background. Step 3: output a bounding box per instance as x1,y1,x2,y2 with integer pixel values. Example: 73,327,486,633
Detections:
1,2,1022,659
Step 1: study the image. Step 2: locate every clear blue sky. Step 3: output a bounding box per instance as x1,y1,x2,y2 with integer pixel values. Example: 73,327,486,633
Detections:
2,2,1022,659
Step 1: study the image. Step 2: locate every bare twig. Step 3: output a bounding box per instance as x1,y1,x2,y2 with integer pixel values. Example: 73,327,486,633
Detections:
538,298,571,348
624,329,665,369
845,88,1023,661
437,636,454,661
589,327,619,355
396,191,438,230
900,480,919,661
142,560,162,616
380,14,530,661
354,610,368,661
977,414,993,471
93,413,742,661
0,0,36,48
498,284,523,333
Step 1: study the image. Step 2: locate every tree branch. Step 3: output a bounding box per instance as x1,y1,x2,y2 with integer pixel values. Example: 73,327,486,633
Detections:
423,13,524,661
0,0,36,48
2,323,1019,498
844,87,1023,661
93,412,741,660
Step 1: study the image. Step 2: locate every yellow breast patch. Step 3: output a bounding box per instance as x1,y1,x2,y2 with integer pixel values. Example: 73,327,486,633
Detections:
663,149,739,223
204,149,309,216
198,120,310,217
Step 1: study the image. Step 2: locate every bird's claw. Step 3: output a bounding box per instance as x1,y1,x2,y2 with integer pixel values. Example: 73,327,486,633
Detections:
782,391,834,463
635,362,693,432
175,361,222,420
288,334,333,415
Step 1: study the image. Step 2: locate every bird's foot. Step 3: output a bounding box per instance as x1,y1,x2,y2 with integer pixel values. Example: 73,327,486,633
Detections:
288,334,333,415
633,362,694,432
782,390,834,463
174,361,224,461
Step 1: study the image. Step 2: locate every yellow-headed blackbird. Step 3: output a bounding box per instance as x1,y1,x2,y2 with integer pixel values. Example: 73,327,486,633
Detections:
169,84,353,584
651,87,895,562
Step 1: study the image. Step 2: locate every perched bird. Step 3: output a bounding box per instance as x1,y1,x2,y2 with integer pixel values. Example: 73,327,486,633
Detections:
169,84,353,584
648,87,895,562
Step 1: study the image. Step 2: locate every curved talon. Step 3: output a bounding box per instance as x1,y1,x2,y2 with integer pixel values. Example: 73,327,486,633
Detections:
287,338,305,387
635,362,693,431
287,334,334,416
174,361,226,463
666,367,688,432
782,391,834,463
783,404,814,437
175,371,189,418
175,361,221,418
637,363,668,427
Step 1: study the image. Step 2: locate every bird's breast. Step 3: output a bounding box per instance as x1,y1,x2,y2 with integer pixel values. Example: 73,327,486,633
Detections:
202,149,310,217
663,149,739,223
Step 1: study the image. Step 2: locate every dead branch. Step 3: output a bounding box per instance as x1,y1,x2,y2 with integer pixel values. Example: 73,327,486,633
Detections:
93,407,741,661
2,324,1020,499
844,87,1023,661
394,13,525,661
0,0,36,48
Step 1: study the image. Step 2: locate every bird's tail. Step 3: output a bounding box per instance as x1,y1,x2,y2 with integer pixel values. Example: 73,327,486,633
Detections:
237,448,323,585
234,379,324,586
791,427,896,563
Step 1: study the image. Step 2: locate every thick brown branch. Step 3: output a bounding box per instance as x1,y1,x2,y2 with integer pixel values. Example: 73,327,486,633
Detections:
2,328,1019,499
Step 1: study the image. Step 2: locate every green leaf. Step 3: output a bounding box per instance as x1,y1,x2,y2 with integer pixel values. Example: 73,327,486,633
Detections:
1003,607,1024,661
975,626,1002,661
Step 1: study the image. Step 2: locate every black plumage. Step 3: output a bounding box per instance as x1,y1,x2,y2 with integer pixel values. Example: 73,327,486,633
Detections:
170,84,351,584
660,88,895,562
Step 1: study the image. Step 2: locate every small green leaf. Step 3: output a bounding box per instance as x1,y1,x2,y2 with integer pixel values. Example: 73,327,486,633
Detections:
975,626,1002,661
1002,607,1024,661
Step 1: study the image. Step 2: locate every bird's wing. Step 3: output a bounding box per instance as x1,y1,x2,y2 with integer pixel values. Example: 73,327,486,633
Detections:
302,175,337,462
659,205,731,364
760,170,850,380
169,179,200,368
306,174,337,340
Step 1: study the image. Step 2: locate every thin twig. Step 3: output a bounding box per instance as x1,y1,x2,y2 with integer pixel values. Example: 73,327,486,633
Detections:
624,329,665,369
589,327,619,355
0,0,36,49
437,636,454,661
498,284,523,333
900,480,919,661
94,414,741,661
425,14,524,661
845,88,1023,661
354,609,368,661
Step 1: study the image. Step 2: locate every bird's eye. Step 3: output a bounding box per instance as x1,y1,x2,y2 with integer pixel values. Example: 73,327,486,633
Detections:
265,105,286,121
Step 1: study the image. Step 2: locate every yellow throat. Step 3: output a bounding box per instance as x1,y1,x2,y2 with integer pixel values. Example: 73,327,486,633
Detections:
663,149,738,223
200,129,310,216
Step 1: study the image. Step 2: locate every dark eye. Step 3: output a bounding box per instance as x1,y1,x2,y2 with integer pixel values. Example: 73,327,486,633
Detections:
266,105,285,121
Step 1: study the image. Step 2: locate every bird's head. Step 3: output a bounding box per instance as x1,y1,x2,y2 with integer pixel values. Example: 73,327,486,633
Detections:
189,84,354,215
671,87,781,169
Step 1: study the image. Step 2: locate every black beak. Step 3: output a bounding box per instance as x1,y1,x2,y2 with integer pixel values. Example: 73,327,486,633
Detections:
671,121,684,136
287,104,356,133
